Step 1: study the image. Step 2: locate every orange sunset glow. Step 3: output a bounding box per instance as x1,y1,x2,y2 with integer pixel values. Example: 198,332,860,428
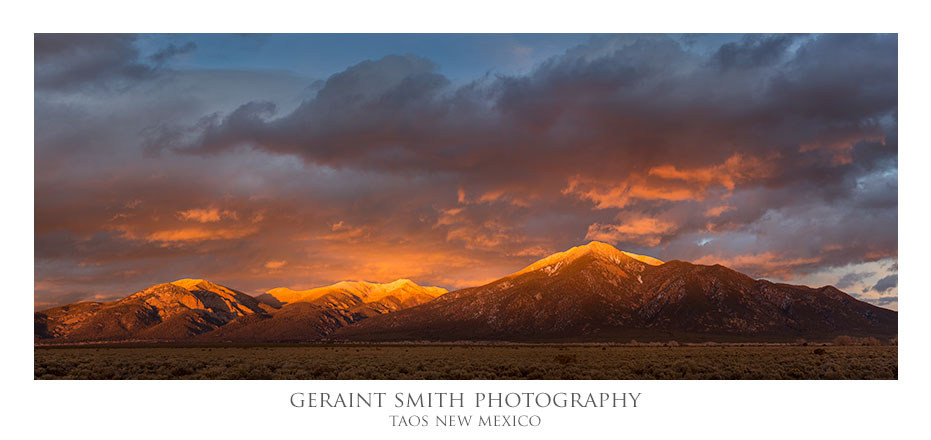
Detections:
35,33,898,311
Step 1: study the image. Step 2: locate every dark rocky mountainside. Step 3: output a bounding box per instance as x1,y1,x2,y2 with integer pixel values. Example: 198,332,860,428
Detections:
35,278,446,343
34,279,267,342
334,242,897,341
35,243,896,343
199,279,446,342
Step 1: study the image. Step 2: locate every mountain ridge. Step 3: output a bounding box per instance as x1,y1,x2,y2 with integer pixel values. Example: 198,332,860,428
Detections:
35,280,267,342
260,278,447,307
333,242,896,342
35,277,449,343
34,242,896,343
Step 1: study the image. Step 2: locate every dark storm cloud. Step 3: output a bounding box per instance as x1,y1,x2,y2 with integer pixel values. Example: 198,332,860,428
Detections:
868,274,898,294
709,34,798,71
174,35,896,179
35,34,153,90
836,271,876,289
35,34,202,91
148,41,197,65
162,34,896,273
874,296,898,306
34,34,898,307
768,34,897,122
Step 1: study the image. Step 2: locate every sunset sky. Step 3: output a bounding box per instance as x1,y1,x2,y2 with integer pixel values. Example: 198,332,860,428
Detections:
34,34,898,310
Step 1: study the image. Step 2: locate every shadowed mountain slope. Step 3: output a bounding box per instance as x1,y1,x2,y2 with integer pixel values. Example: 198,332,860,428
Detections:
334,242,896,342
34,279,266,342
34,243,895,343
35,278,447,343
200,279,447,342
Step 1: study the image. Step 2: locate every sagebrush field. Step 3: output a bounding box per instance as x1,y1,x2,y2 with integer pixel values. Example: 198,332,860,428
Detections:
34,344,897,380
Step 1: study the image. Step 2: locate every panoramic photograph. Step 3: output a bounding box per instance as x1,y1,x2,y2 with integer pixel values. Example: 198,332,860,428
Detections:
34,33,898,380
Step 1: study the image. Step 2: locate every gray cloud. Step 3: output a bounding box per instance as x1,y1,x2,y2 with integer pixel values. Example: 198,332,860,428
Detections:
868,274,898,294
35,34,153,91
171,35,896,182
874,296,898,306
148,41,197,65
836,271,876,289
159,35,896,272
34,34,898,306
710,34,798,71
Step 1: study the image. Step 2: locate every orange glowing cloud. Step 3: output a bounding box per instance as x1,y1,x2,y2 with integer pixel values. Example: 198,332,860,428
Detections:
144,226,259,244
444,221,514,250
584,216,675,247
433,205,526,251
564,154,773,209
507,245,554,258
648,154,771,191
264,260,287,269
693,252,822,279
705,205,735,217
317,221,369,242
105,204,261,246
563,176,694,209
457,188,467,204
455,188,531,207
177,207,238,223
799,131,885,166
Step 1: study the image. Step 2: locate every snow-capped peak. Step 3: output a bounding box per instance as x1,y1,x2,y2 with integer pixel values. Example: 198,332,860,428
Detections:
513,241,663,277
264,278,448,304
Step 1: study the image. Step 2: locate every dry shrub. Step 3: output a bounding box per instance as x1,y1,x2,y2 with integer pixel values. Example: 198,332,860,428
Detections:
35,344,898,380
554,354,577,365
833,335,882,346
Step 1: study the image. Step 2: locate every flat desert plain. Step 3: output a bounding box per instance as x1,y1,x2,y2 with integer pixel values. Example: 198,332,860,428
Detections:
34,344,897,380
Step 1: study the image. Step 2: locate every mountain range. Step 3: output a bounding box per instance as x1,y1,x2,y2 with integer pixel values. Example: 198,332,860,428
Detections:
34,242,896,343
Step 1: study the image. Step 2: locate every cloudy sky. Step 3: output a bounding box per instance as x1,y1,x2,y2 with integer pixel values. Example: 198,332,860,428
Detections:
34,34,898,310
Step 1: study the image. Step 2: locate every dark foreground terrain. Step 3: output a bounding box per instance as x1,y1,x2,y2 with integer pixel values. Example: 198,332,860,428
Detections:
34,344,897,380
